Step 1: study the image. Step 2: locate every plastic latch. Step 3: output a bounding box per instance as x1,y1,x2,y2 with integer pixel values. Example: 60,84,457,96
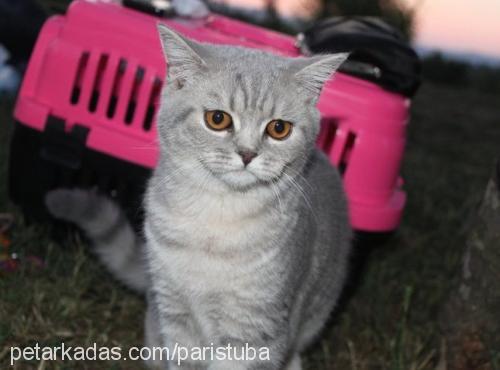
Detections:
122,0,175,17
40,116,89,170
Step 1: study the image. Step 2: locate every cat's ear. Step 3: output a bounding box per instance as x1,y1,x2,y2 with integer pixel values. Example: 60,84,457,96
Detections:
292,53,349,100
157,24,208,88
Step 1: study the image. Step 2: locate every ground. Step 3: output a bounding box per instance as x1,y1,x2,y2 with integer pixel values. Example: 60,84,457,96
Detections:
1,45,499,370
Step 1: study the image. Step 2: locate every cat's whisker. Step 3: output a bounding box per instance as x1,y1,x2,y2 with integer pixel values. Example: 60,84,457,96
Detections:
282,172,318,222
131,146,157,150
283,164,315,192
270,179,284,215
153,161,206,191
131,137,163,151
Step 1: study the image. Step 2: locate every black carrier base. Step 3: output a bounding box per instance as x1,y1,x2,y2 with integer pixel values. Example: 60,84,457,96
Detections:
8,118,152,230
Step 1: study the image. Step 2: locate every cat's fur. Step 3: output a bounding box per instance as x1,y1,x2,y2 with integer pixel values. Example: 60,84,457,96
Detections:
46,25,351,370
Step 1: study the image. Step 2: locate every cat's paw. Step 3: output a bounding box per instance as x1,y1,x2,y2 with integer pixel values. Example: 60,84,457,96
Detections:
45,188,95,223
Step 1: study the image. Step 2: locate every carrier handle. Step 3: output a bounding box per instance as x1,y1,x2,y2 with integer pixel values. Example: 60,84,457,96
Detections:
41,116,89,170
122,0,175,17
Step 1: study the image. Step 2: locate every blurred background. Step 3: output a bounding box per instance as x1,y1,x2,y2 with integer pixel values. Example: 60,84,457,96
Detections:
2,0,500,96
0,1,499,369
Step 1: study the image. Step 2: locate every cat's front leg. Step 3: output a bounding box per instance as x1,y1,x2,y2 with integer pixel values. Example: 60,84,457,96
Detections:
151,291,206,369
163,315,207,369
144,300,165,369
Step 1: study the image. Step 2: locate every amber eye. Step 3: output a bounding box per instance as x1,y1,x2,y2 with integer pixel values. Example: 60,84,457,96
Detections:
204,110,233,131
266,119,292,140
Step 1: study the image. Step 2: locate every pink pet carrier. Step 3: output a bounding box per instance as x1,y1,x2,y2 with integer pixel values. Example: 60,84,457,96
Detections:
9,0,410,233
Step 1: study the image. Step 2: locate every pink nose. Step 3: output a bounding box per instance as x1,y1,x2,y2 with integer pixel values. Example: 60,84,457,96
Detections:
238,150,257,166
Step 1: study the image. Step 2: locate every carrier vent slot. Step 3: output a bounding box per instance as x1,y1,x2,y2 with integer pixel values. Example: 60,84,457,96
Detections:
318,118,338,152
107,58,127,119
70,52,90,105
88,54,109,112
143,77,162,131
125,67,145,124
338,131,356,174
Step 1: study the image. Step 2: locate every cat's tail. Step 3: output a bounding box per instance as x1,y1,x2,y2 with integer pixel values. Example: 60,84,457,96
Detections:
45,189,148,292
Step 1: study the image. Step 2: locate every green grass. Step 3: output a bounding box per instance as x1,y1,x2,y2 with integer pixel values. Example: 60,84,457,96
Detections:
1,73,500,370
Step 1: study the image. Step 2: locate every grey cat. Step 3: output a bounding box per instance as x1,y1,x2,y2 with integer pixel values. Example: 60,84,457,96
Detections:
45,25,351,370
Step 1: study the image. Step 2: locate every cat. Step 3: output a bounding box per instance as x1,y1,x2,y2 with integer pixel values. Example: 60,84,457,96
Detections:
45,24,351,370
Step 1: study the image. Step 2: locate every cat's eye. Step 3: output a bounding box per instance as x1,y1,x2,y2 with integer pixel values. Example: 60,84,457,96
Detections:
204,110,233,131
266,120,292,140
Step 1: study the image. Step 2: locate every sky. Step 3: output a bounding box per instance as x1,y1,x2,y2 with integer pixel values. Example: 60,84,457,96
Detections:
401,0,500,60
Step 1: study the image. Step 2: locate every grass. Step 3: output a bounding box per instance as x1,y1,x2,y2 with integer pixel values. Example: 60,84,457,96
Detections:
1,7,500,368
1,81,499,369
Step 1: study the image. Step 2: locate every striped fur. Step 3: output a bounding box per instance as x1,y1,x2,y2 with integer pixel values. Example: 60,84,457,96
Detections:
45,189,148,292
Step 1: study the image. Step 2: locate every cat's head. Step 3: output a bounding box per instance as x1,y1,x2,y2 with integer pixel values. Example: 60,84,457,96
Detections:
156,24,347,192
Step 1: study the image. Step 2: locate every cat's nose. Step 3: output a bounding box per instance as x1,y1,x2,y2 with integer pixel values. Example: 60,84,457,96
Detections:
237,150,257,166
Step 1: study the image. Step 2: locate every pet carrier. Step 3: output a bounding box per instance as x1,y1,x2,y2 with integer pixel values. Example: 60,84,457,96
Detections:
9,0,409,232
